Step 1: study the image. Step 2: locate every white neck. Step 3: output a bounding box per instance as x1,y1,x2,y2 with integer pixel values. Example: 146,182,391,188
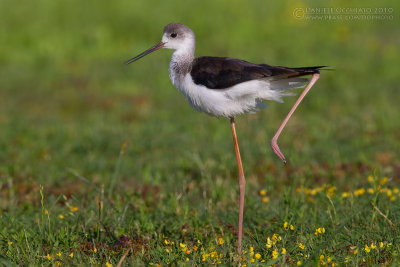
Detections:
169,40,195,88
172,38,195,59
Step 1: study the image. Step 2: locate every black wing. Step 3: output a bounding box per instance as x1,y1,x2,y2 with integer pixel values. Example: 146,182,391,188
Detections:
190,56,325,89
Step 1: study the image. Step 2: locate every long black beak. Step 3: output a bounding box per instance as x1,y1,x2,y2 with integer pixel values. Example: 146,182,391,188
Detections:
124,42,166,65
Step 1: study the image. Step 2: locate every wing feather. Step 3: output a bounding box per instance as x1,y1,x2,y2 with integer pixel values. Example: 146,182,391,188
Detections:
190,56,325,89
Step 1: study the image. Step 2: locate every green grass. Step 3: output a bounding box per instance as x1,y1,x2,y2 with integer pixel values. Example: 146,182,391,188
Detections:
1,0,399,265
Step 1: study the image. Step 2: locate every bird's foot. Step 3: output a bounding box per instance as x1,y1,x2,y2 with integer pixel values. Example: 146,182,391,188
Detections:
270,139,287,164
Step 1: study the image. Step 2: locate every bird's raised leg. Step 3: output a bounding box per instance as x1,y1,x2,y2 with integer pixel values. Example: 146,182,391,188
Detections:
230,117,246,254
271,73,320,163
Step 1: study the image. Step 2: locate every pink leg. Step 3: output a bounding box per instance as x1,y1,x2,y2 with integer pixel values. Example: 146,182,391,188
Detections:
271,73,320,163
230,117,246,254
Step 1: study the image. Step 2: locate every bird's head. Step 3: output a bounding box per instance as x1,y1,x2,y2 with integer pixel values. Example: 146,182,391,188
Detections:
161,23,195,51
125,23,195,65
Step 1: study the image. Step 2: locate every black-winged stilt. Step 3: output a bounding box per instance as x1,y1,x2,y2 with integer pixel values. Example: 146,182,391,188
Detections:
125,23,324,254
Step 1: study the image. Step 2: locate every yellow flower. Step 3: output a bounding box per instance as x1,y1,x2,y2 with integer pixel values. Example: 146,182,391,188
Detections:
354,188,365,197
310,188,318,195
272,249,278,259
315,227,325,236
393,188,399,194
180,243,188,253
266,237,273,248
57,252,62,257
56,261,61,267
367,175,374,183
58,214,64,219
272,233,281,244
379,242,384,248
255,253,261,260
390,196,396,201
297,260,302,265
327,256,332,263
370,243,376,249
106,262,112,267
193,245,198,251
44,209,49,215
69,252,74,258
284,221,289,230
320,255,324,260
332,263,337,267
379,177,389,185
186,257,189,261
210,250,218,258
367,188,374,194
262,197,269,203
259,189,267,196
282,248,287,255
251,258,255,263
365,245,370,253
290,224,294,230
69,206,79,212
326,186,336,197
299,243,305,250
249,246,254,256
353,249,358,255
342,192,350,198
386,189,393,197
46,254,52,260
218,237,224,245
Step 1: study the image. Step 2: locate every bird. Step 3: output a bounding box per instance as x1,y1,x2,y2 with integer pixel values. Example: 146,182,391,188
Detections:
125,22,324,254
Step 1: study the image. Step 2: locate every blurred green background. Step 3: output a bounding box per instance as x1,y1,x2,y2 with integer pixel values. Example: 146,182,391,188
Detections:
0,0,399,264
1,0,398,185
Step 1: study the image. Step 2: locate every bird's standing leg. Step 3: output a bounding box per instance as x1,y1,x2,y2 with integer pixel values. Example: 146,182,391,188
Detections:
230,117,246,254
271,73,320,163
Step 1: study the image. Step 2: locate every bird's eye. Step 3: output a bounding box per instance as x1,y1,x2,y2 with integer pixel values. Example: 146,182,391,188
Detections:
170,33,177,38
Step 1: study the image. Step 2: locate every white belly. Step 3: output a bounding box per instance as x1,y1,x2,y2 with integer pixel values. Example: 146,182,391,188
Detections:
170,73,297,118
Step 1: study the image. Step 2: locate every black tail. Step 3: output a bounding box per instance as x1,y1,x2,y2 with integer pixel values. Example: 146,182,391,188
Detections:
291,66,327,75
259,64,328,81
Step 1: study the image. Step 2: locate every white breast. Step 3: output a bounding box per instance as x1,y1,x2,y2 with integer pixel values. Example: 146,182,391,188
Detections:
171,73,294,118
